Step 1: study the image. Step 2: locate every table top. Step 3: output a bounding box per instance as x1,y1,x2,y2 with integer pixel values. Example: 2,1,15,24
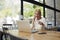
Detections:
7,30,60,40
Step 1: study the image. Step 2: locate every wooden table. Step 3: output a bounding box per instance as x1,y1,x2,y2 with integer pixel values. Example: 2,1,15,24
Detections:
7,30,60,40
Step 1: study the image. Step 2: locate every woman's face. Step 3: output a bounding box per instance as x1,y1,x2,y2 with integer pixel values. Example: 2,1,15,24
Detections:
34,10,41,18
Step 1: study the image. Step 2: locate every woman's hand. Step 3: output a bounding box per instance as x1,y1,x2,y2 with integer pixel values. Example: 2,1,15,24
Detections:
31,26,34,30
38,21,44,26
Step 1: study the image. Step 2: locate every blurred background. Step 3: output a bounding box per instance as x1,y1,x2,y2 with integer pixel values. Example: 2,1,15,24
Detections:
0,0,60,30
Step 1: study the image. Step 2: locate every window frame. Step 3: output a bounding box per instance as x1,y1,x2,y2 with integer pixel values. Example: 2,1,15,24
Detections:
21,0,60,26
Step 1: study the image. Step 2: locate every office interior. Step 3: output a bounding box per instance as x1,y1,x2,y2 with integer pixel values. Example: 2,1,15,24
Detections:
0,0,60,40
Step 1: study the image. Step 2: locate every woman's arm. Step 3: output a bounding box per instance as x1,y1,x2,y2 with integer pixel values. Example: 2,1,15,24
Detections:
31,17,35,30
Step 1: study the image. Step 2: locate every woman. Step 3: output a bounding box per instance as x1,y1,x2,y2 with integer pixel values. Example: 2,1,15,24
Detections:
32,9,47,33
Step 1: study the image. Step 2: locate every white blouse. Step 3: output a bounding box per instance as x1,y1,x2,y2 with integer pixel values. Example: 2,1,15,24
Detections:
34,16,47,30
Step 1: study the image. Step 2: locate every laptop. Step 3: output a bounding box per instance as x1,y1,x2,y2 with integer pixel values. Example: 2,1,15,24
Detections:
16,20,32,33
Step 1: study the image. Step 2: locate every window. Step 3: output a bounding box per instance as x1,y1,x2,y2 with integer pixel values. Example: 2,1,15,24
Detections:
56,12,60,27
21,0,60,26
23,1,34,19
45,8,54,26
45,0,54,7
56,0,60,10
0,0,20,29
23,1,43,19
0,0,20,21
